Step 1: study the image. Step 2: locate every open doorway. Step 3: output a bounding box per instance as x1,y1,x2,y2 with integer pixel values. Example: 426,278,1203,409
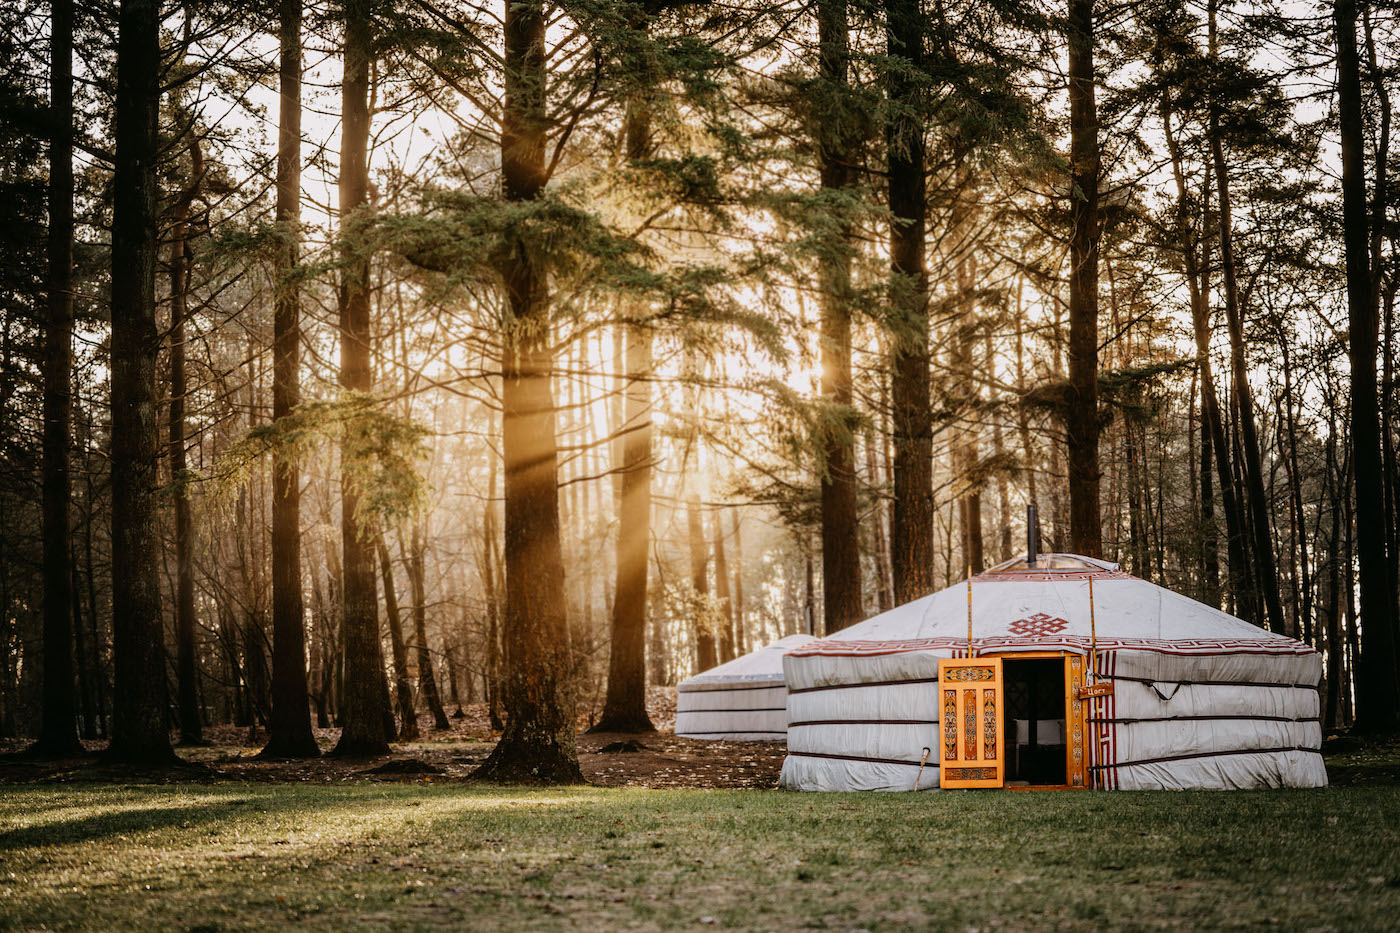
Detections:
1002,657,1067,786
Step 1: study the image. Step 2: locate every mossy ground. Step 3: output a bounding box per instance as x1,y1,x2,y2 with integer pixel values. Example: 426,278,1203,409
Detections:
1,780,1397,932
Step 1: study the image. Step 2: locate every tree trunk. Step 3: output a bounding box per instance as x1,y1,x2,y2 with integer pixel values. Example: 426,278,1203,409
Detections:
990,330,1012,564
33,0,83,758
885,0,933,600
952,301,984,574
864,426,894,612
1160,95,1247,612
688,494,717,670
1280,339,1311,643
1363,10,1400,641
445,633,463,714
82,454,107,738
377,535,419,741
1324,425,1345,728
481,441,504,731
330,0,391,757
804,537,817,635
309,568,331,728
1066,0,1101,558
593,80,657,733
407,521,450,730
169,136,204,746
817,0,865,631
593,319,656,732
1200,404,1221,602
1014,279,1040,539
712,515,736,662
260,0,318,759
70,541,96,739
1335,0,1399,730
107,0,177,765
730,511,748,653
471,0,581,783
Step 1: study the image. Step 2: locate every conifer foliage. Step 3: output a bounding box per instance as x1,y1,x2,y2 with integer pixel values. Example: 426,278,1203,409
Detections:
0,0,1398,771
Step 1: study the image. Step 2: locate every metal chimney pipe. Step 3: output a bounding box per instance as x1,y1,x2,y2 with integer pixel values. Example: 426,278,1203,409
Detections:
1027,504,1039,567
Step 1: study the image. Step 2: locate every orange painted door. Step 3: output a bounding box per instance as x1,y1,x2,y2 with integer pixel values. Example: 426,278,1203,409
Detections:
938,658,1005,789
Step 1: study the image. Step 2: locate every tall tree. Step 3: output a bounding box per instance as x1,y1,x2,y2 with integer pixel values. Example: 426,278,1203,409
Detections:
331,0,392,757
1335,0,1399,731
593,58,657,732
817,0,865,630
32,0,82,758
1206,0,1285,633
1158,85,1249,611
168,133,204,746
712,515,736,661
107,0,178,764
406,521,449,730
593,320,656,732
1066,0,1102,558
885,0,934,601
377,535,418,741
471,0,582,783
687,493,717,668
261,0,320,759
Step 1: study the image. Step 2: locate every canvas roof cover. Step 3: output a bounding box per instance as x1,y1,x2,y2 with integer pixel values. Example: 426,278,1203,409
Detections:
779,555,1326,791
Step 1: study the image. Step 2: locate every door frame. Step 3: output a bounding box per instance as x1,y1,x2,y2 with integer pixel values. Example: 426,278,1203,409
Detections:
987,650,1091,791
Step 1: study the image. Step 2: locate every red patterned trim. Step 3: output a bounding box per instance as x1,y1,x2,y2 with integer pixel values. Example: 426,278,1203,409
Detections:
788,676,941,695
788,635,1317,659
972,570,1137,582
678,682,785,694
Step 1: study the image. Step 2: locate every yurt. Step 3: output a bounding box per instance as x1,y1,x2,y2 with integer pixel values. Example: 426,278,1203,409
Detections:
676,634,818,741
780,553,1325,791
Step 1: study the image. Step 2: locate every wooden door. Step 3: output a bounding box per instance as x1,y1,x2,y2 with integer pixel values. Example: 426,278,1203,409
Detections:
938,657,1004,789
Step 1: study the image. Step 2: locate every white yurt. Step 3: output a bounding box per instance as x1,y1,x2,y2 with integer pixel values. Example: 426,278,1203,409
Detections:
780,553,1326,791
676,634,818,741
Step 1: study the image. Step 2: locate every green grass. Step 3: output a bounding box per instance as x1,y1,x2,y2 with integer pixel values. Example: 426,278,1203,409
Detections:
1,783,1398,931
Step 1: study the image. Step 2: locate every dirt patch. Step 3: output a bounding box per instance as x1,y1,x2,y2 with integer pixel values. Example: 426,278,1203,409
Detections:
0,691,784,789
360,758,447,776
1324,732,1400,786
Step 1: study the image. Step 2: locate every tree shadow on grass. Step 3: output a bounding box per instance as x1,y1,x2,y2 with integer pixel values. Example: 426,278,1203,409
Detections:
0,789,328,852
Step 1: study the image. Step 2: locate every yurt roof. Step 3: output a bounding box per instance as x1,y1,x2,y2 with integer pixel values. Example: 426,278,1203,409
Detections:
678,634,818,689
792,553,1314,659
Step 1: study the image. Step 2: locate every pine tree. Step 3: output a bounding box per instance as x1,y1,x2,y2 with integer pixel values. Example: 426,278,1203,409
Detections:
107,0,179,765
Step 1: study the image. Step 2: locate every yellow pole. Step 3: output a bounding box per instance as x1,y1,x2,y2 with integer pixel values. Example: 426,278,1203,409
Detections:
966,566,974,656
1088,575,1098,681
1088,574,1099,790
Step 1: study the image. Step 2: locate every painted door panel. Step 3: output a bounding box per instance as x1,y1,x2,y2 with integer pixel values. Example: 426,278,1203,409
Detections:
938,658,1004,789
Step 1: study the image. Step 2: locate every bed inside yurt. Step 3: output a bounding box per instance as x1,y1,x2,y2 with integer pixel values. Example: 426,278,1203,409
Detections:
675,634,817,741
779,553,1325,792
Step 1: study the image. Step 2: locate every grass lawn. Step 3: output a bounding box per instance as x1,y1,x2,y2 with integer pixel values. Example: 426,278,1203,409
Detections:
1,782,1398,931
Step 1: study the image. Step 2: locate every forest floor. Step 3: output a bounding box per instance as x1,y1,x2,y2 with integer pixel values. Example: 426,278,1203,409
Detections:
0,705,1398,931
0,691,786,789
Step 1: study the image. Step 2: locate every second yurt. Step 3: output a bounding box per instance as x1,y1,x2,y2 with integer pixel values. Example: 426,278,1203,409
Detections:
676,634,817,741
